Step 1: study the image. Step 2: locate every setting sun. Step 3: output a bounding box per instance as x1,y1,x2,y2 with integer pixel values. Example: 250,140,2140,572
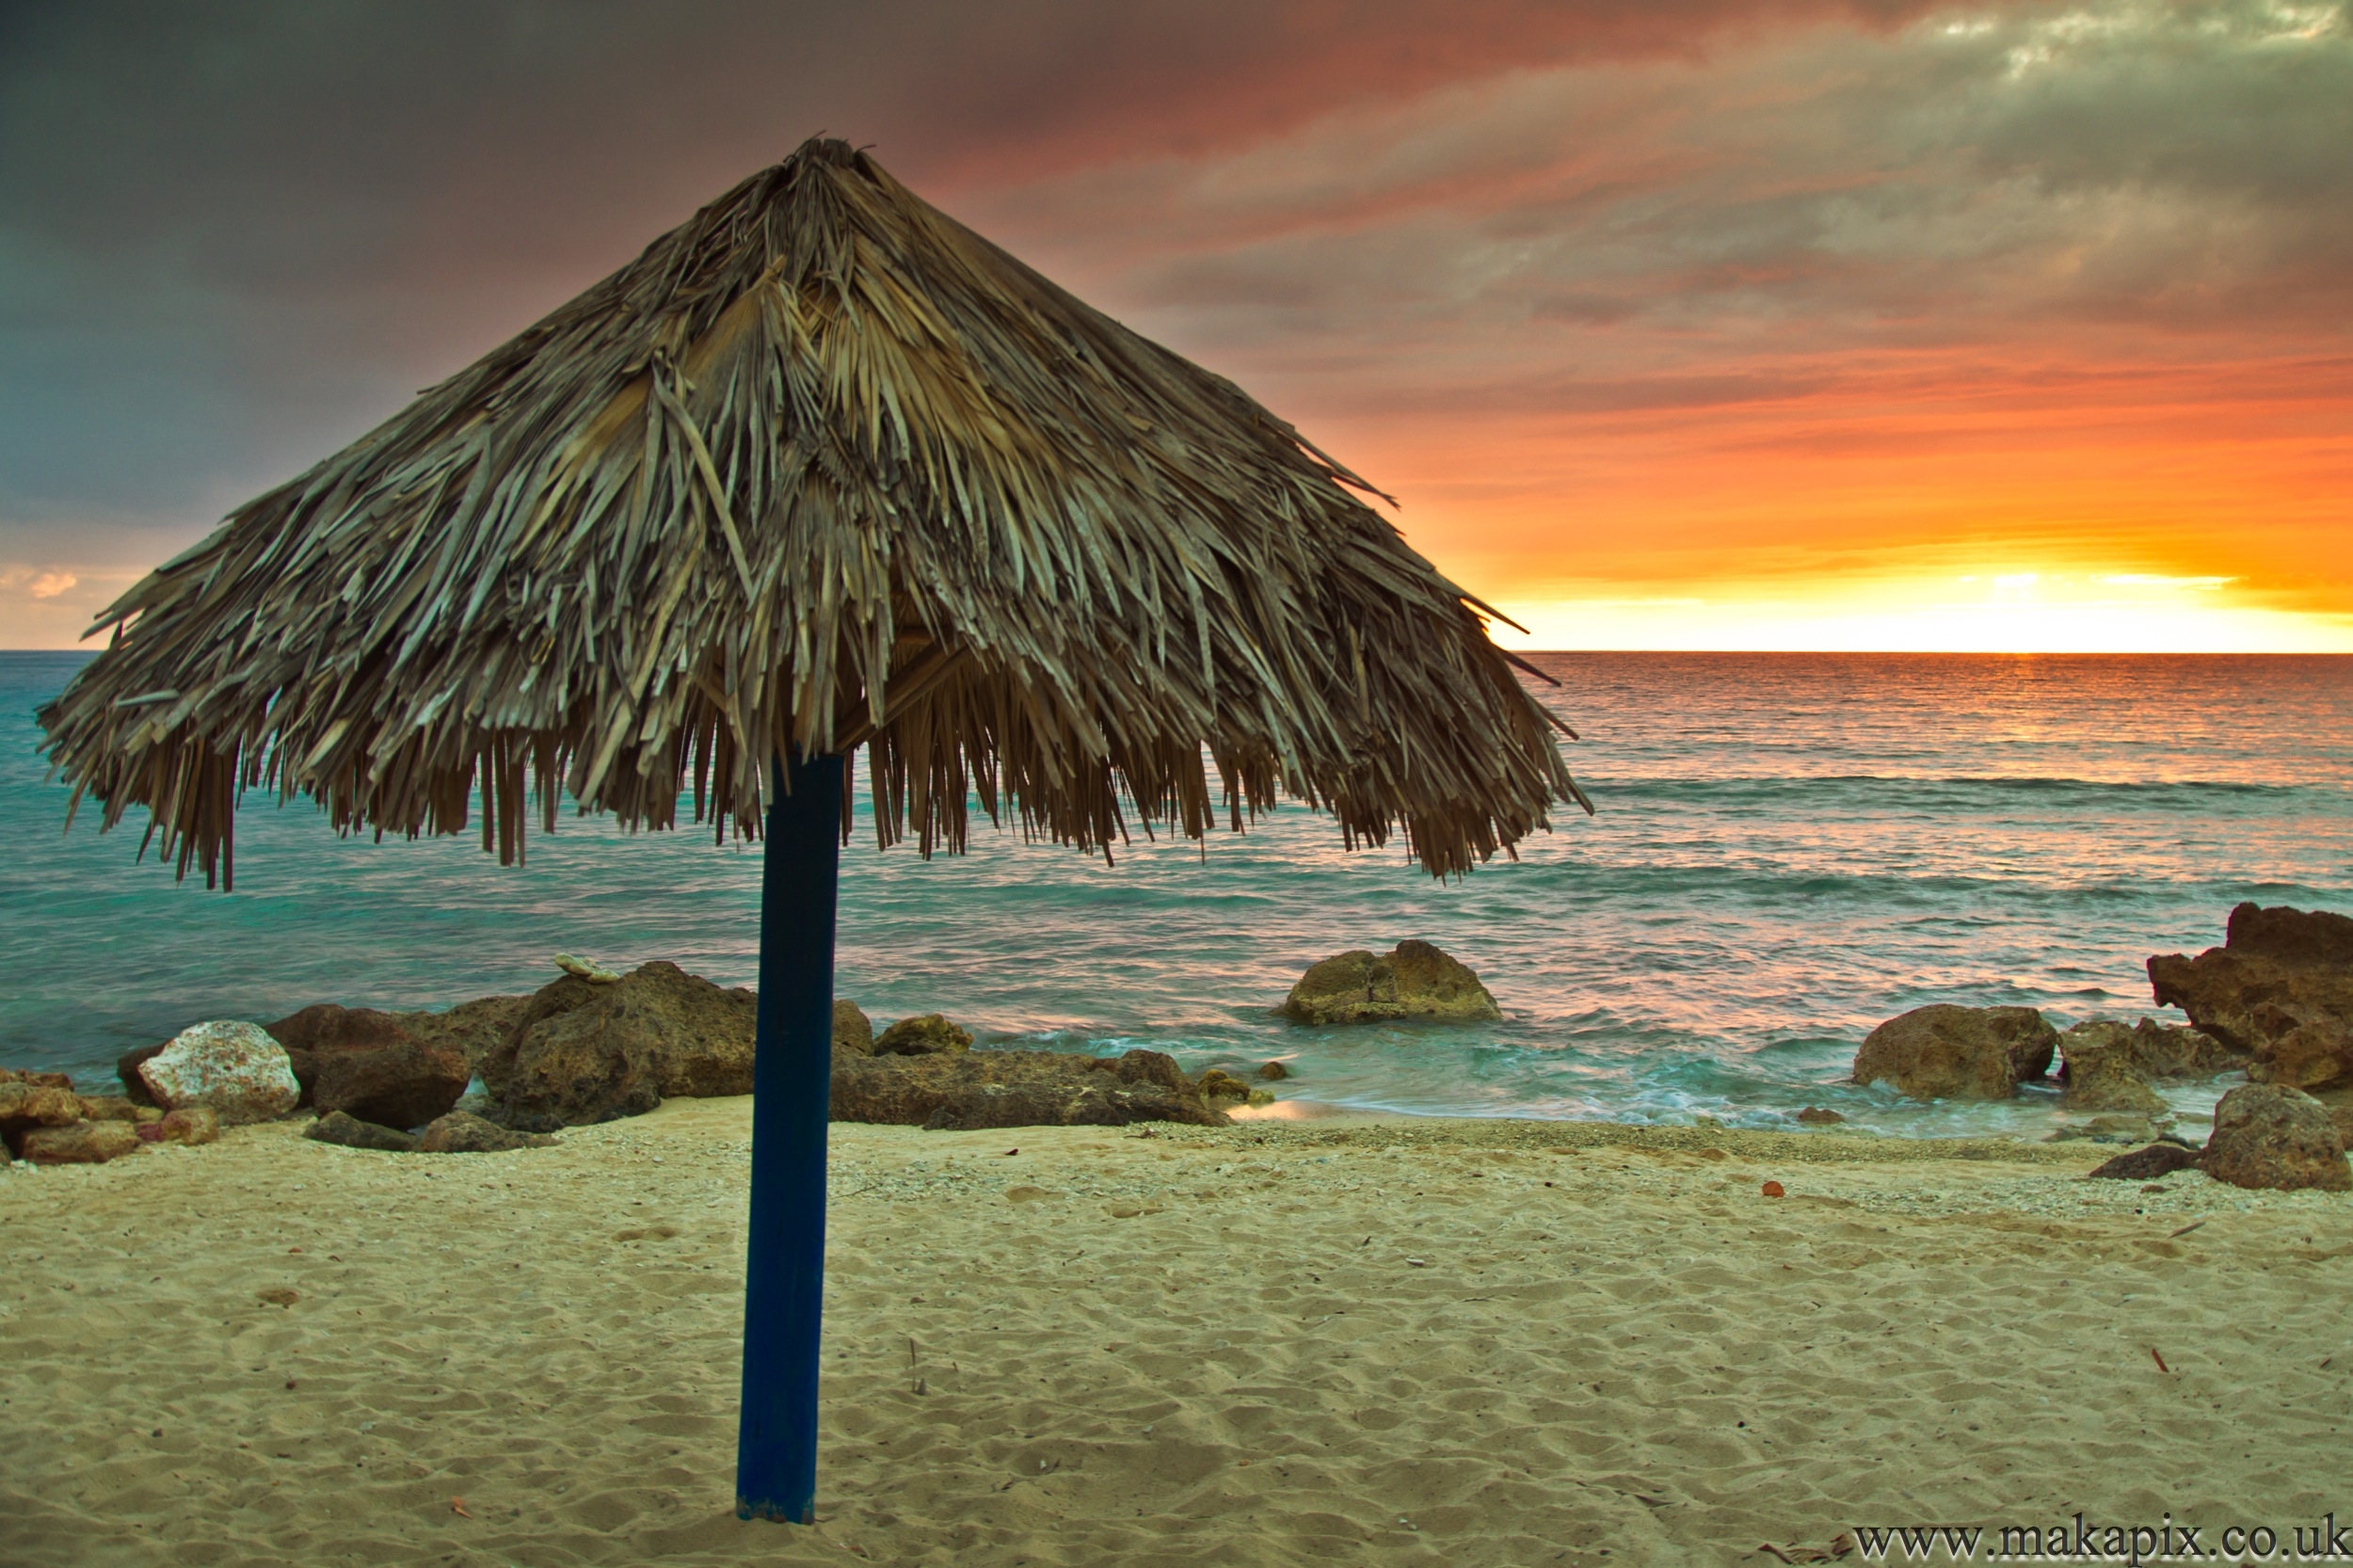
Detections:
1488,570,2353,653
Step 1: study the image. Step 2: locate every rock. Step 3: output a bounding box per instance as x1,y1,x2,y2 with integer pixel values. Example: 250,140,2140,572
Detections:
2217,902,2353,967
1281,939,1501,1024
2251,1018,2353,1093
2057,1021,2167,1113
117,1044,166,1104
2125,1017,2243,1080
2325,1096,2353,1151
154,1106,222,1145
416,1112,553,1153
1851,1004,2057,1100
833,1000,875,1059
2201,1082,2352,1192
483,962,756,1129
1196,1069,1251,1105
138,1021,300,1125
1,1081,87,1145
396,994,533,1076
74,1096,144,1123
2149,903,2353,1091
0,1066,75,1089
22,1120,142,1163
262,1003,419,1107
495,1003,663,1130
874,1013,973,1056
2047,1114,2168,1145
554,952,622,983
477,973,601,1087
832,1048,1224,1130
304,1111,421,1153
2086,1144,2204,1181
1795,1107,1846,1125
312,1037,470,1129
1257,1061,1290,1080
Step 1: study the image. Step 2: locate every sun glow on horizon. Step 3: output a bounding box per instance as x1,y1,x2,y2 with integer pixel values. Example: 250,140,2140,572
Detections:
1486,570,2353,654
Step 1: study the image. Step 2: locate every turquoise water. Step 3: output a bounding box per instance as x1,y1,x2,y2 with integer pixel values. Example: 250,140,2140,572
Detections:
6,650,2348,1137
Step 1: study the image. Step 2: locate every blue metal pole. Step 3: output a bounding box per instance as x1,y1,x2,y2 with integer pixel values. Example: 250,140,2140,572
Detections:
736,749,842,1524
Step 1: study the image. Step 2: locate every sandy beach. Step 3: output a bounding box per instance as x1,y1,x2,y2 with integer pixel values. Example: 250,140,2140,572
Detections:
4,1104,2349,1566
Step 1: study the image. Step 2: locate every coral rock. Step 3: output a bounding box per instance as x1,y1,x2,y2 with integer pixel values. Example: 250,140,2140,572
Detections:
1,1081,87,1140
2085,1143,2203,1180
2124,1017,2244,1080
22,1120,142,1164
137,1021,299,1125
2149,904,2353,1092
2201,1082,2350,1192
554,953,622,983
262,1004,418,1104
482,961,755,1129
832,999,875,1060
1796,1107,1846,1125
874,1013,973,1056
312,1037,470,1130
1851,1004,2057,1100
416,1111,553,1153
395,994,534,1076
305,1111,422,1153
832,1048,1222,1130
117,1045,167,1105
2057,1021,2168,1113
1282,940,1501,1025
155,1106,223,1145
1196,1069,1251,1105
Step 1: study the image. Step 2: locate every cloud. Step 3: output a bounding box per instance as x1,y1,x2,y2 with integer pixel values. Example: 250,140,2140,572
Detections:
972,2,2353,364
0,0,2346,648
0,0,1949,531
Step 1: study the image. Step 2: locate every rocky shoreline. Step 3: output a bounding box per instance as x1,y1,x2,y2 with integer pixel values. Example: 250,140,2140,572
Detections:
8,903,2351,1196
1843,902,2353,1192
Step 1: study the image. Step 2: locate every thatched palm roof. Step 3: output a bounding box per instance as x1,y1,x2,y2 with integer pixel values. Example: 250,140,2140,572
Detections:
40,136,1586,888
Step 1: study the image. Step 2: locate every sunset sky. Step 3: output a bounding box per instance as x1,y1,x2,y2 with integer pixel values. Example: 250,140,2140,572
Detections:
2,1,2347,651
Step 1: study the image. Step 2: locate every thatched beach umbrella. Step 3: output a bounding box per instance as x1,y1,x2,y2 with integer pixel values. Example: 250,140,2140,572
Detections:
40,136,1588,1523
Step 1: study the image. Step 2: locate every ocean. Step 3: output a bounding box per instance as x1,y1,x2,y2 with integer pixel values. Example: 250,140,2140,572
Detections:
5,650,2348,1138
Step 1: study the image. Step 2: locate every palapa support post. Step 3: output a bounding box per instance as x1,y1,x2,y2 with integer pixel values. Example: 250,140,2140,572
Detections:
736,749,844,1524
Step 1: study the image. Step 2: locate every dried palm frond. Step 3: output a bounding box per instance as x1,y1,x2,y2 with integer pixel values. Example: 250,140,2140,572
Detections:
39,136,1586,888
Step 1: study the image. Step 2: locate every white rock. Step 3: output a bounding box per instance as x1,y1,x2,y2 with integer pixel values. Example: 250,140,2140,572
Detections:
138,1020,299,1125
553,953,621,984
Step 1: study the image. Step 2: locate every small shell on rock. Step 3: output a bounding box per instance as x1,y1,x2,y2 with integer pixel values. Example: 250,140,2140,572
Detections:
553,953,622,984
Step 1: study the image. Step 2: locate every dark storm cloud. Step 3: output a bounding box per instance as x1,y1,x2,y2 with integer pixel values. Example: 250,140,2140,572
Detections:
968,1,2353,414
0,0,1941,523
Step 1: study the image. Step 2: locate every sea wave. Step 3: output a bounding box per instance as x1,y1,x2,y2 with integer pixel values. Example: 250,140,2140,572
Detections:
5,649,2347,1138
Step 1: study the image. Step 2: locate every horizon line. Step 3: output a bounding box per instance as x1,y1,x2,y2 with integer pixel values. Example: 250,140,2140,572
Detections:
6,645,2351,658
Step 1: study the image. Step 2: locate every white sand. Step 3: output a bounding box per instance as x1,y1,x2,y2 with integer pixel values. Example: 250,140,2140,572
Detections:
5,1101,2350,1565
